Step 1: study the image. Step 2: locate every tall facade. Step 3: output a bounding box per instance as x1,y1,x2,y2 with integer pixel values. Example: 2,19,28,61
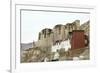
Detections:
35,20,81,50
36,28,53,49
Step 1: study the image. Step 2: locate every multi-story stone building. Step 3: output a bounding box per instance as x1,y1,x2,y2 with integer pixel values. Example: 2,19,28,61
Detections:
53,20,80,44
36,28,53,49
35,20,80,50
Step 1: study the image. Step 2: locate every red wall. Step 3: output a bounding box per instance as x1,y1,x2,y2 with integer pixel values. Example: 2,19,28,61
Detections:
71,30,85,49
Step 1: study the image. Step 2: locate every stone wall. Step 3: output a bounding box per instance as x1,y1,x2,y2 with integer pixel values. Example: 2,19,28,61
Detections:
35,20,81,49
36,28,53,49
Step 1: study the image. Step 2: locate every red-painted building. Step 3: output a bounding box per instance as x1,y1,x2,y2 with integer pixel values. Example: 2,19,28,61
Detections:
71,30,85,49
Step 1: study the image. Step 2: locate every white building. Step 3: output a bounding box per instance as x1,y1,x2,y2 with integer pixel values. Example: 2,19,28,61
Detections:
51,39,71,52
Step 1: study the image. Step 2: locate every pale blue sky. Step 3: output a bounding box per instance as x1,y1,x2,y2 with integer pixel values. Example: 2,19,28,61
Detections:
21,10,90,43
